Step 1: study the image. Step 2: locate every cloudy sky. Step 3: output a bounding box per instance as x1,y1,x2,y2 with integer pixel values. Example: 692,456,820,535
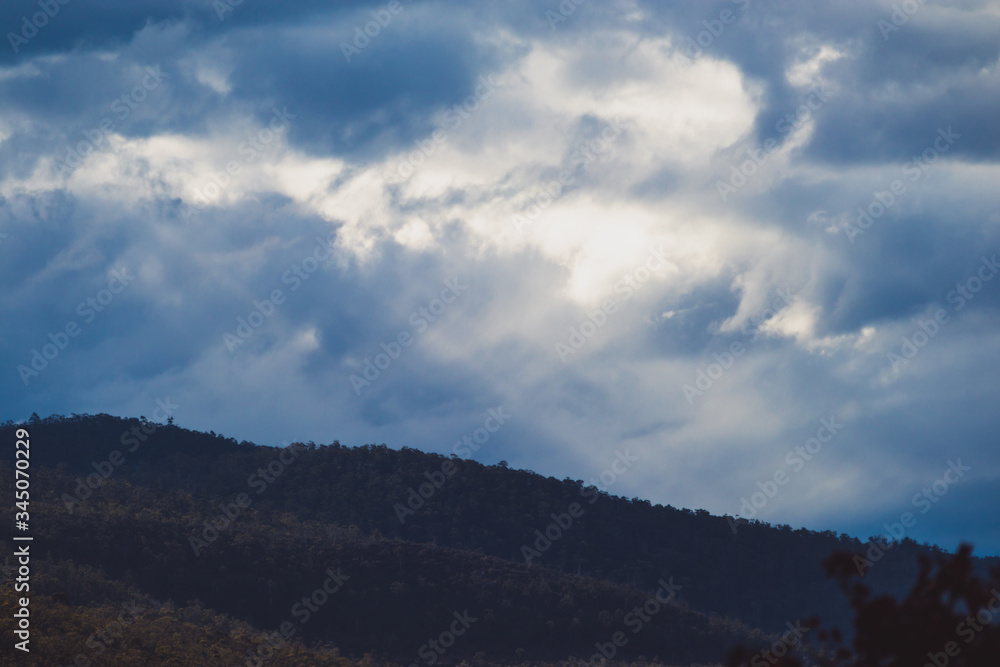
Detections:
2,0,999,553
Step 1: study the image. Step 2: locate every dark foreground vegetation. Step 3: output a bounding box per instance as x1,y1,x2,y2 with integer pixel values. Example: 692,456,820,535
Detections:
1,414,996,665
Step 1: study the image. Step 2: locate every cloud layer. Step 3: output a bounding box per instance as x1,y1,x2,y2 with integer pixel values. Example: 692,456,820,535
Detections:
2,0,999,553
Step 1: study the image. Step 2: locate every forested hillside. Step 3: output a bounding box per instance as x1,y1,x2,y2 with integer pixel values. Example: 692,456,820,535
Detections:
1,463,763,665
1,414,994,665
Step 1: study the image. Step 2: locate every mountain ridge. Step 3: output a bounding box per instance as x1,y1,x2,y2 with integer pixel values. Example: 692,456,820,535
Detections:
3,412,996,665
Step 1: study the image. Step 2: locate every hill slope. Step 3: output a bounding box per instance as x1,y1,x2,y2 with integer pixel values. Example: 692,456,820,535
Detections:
4,413,994,662
1,463,765,665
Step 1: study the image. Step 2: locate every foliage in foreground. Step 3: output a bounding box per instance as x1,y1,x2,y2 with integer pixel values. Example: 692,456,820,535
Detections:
727,544,1000,667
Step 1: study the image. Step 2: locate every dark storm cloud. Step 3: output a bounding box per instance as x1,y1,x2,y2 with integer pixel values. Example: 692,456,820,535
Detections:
222,12,495,160
624,0,1000,163
1,2,519,167
0,0,371,65
1,0,999,555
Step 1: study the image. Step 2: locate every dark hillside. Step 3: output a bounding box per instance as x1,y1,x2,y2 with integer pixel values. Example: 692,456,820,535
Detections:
6,414,993,641
1,462,764,665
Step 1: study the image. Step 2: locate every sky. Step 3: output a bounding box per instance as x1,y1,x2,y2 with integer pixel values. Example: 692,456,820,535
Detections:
1,0,999,554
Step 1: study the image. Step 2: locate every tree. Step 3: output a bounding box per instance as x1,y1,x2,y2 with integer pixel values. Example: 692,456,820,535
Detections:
727,543,1000,666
